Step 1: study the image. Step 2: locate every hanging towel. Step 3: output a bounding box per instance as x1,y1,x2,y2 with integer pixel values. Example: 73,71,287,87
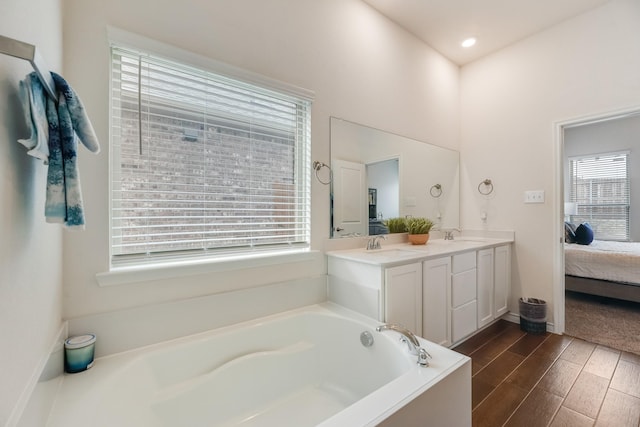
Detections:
17,74,49,163
45,72,100,228
19,71,100,228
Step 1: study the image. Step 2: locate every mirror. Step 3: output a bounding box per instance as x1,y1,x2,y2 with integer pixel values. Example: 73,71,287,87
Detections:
330,117,459,238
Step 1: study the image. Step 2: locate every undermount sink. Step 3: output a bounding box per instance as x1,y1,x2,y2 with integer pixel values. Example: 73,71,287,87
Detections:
364,249,419,257
433,237,489,244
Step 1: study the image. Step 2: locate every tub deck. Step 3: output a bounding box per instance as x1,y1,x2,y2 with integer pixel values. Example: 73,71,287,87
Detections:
45,303,470,427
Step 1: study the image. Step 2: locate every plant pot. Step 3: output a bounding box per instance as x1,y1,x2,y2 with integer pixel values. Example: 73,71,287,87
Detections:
408,233,429,245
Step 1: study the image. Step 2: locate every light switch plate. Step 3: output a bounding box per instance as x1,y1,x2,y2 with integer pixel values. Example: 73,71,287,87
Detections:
524,190,545,203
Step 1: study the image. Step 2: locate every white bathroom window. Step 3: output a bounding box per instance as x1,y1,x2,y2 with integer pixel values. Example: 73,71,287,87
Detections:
568,151,630,241
109,45,312,266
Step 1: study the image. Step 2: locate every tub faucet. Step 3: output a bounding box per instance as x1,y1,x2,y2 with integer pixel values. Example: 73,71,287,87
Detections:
366,235,386,250
376,324,432,367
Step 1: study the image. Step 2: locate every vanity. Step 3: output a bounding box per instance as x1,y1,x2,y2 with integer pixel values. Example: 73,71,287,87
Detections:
327,118,511,347
327,234,513,348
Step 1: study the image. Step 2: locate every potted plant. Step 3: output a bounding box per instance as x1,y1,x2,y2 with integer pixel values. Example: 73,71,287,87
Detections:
406,217,434,245
383,217,407,233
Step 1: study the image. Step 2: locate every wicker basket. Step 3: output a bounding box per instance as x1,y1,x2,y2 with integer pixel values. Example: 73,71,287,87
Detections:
519,297,547,334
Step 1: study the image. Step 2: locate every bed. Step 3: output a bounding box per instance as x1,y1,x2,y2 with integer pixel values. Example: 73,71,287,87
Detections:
565,240,640,303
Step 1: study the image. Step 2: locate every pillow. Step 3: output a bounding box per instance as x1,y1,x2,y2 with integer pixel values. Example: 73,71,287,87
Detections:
574,222,594,245
564,222,577,243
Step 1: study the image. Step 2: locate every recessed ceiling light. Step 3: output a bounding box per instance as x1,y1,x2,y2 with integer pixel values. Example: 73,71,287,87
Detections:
461,38,476,48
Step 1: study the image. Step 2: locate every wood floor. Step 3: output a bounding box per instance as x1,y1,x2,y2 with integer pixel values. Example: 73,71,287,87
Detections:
453,320,640,427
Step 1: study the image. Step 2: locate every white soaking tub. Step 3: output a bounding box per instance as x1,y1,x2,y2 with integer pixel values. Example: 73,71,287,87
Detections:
46,304,471,427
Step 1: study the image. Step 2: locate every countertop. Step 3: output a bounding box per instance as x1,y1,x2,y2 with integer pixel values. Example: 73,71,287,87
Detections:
326,236,514,267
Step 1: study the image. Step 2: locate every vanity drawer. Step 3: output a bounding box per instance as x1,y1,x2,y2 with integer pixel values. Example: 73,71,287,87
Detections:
452,251,476,274
452,300,477,343
452,269,477,307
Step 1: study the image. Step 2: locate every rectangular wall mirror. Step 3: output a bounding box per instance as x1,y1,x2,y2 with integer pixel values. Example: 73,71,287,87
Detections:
330,117,460,238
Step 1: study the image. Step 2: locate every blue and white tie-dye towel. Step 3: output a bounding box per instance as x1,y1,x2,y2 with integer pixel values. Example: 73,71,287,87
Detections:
19,72,100,229
18,75,49,163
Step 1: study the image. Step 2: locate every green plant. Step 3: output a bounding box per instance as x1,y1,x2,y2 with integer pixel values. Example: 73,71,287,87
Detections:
405,217,434,235
383,217,407,233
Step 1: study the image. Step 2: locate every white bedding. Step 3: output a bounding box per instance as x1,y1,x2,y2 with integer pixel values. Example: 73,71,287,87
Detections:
565,240,640,285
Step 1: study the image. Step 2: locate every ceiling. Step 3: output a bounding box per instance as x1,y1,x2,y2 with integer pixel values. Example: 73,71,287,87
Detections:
361,0,612,65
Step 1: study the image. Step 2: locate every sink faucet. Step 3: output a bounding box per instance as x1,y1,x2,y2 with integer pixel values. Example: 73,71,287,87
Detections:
366,235,386,250
376,324,432,367
443,228,461,240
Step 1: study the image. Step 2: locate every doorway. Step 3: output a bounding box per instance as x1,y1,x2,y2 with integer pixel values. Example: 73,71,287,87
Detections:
554,106,640,337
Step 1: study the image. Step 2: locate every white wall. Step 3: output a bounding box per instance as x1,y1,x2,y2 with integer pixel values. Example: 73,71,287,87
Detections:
61,0,460,321
460,0,640,324
564,114,640,241
0,0,64,424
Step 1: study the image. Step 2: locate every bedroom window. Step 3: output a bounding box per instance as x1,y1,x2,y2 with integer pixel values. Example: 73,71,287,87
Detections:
109,45,312,266
568,151,630,241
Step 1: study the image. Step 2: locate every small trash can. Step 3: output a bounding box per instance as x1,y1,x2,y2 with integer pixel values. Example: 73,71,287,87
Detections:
519,297,547,334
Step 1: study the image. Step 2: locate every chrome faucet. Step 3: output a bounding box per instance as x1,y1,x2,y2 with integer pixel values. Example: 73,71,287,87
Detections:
376,323,432,367
366,235,386,250
443,228,461,240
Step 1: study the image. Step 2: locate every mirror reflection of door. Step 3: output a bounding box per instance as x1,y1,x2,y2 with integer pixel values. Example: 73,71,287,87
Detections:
332,159,367,236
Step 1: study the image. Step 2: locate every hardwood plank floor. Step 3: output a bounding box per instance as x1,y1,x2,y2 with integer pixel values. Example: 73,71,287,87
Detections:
453,320,640,427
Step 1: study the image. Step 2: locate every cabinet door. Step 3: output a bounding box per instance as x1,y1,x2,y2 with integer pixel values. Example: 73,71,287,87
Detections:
384,263,423,336
451,269,476,308
494,245,511,317
477,248,494,328
422,257,451,347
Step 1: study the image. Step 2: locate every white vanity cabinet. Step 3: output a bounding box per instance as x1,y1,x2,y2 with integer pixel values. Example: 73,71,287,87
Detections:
327,239,513,348
477,248,494,329
450,252,478,343
477,245,511,328
327,257,423,329
422,257,451,347
384,263,423,336
494,245,511,317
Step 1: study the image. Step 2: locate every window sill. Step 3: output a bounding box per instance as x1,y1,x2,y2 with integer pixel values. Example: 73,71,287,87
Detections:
96,249,319,287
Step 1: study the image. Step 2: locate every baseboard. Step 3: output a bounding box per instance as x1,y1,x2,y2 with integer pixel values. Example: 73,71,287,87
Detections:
8,322,67,427
503,312,556,334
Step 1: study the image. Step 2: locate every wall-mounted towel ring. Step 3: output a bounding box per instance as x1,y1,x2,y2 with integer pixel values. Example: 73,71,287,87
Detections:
430,184,442,198
478,179,494,196
313,161,332,185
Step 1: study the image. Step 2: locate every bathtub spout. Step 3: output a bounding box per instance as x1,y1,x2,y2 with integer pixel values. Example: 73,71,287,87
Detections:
375,324,432,367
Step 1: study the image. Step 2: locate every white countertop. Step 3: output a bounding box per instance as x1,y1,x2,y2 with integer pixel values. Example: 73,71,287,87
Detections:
326,236,513,266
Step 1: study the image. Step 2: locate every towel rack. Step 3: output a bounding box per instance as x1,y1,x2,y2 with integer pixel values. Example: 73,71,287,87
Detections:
478,178,494,196
429,184,442,198
0,34,56,100
312,160,332,185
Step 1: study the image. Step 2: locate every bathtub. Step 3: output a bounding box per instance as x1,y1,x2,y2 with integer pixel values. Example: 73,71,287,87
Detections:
45,303,470,426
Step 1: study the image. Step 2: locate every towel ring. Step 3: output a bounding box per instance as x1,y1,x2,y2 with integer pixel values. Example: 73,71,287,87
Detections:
478,179,494,196
313,161,332,185
430,184,442,198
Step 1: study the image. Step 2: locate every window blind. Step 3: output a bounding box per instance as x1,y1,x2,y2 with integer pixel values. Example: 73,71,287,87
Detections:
110,46,311,263
569,151,630,241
